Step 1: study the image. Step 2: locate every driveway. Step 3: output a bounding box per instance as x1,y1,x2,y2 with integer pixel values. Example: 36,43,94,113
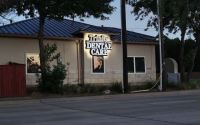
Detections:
0,90,200,125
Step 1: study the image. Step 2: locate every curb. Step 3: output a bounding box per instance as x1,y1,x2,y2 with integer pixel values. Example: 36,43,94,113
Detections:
0,89,200,104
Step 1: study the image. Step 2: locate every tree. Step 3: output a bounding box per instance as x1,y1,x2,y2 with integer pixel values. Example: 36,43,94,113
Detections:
16,0,115,91
164,37,200,77
37,44,66,94
163,0,200,81
128,0,194,82
0,0,17,24
186,0,200,81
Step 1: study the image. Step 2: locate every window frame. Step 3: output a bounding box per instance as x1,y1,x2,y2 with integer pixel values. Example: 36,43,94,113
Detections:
25,53,41,75
127,56,146,74
127,56,135,74
91,56,105,74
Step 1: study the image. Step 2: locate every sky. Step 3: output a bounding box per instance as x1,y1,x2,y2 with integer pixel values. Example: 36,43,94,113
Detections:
0,0,183,38
78,0,185,39
75,0,158,37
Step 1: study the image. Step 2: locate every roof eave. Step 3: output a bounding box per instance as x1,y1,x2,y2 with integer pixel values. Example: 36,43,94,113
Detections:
73,31,119,36
0,34,82,41
0,34,157,45
112,40,158,45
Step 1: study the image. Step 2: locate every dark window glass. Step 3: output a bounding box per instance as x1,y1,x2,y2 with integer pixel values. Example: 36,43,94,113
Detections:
135,57,145,73
127,57,134,73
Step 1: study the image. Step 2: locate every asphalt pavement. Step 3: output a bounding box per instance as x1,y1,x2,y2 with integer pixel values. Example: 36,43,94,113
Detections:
0,90,200,125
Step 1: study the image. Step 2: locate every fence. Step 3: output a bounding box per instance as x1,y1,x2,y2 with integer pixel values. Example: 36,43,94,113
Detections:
0,64,26,97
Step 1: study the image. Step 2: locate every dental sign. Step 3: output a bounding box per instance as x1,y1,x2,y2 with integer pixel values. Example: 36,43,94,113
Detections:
85,33,112,56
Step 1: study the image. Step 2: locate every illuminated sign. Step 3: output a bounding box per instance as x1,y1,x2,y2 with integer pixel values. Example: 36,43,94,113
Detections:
85,34,112,56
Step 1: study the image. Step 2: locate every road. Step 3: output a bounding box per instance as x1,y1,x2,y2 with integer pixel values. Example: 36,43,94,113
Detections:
0,90,200,125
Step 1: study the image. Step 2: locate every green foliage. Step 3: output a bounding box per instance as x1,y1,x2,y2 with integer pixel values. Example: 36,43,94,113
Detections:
129,1,200,80
0,0,17,24
128,0,193,82
109,82,123,93
166,79,200,90
16,0,115,20
128,0,190,33
63,84,79,94
193,49,200,72
62,82,158,94
78,84,103,94
164,37,200,72
16,0,115,88
44,44,60,66
164,37,180,62
63,84,108,95
38,44,66,94
130,82,155,91
0,0,17,13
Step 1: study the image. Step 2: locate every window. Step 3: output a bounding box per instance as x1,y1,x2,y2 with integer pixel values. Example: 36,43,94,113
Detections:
127,57,145,73
26,53,41,74
127,57,134,73
92,56,104,73
135,57,145,73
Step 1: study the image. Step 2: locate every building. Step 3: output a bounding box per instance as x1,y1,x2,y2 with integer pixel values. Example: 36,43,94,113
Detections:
0,18,157,86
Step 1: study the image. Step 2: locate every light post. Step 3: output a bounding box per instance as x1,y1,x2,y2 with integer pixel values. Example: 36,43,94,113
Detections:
157,0,164,91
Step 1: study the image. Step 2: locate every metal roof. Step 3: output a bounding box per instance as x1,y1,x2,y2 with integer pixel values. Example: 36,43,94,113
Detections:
0,18,156,44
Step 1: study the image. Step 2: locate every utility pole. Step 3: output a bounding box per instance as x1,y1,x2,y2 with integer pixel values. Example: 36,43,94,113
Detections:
121,0,128,93
157,0,164,91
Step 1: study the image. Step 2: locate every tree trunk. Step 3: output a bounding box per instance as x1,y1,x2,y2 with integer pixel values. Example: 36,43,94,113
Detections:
158,0,166,91
179,27,186,83
186,32,200,81
161,19,166,90
186,47,198,81
38,15,46,83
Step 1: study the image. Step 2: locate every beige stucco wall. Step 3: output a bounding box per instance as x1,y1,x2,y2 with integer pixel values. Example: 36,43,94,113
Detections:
84,43,156,84
0,37,79,85
0,37,156,85
127,44,156,83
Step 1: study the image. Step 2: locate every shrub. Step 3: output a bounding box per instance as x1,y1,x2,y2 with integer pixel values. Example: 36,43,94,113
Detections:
63,84,108,95
63,84,79,94
37,44,66,94
39,62,66,94
130,82,156,91
165,79,200,90
109,82,123,93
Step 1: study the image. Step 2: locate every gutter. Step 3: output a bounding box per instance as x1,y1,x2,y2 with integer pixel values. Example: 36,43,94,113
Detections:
0,34,82,41
0,33,157,45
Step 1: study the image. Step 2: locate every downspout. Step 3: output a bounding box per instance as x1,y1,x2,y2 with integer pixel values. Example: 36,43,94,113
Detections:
80,40,85,86
76,41,80,85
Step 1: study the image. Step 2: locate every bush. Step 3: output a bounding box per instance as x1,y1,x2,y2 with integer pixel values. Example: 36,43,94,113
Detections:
38,62,66,94
109,82,123,93
38,44,66,94
165,79,200,90
63,84,79,94
63,84,108,95
130,82,155,91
